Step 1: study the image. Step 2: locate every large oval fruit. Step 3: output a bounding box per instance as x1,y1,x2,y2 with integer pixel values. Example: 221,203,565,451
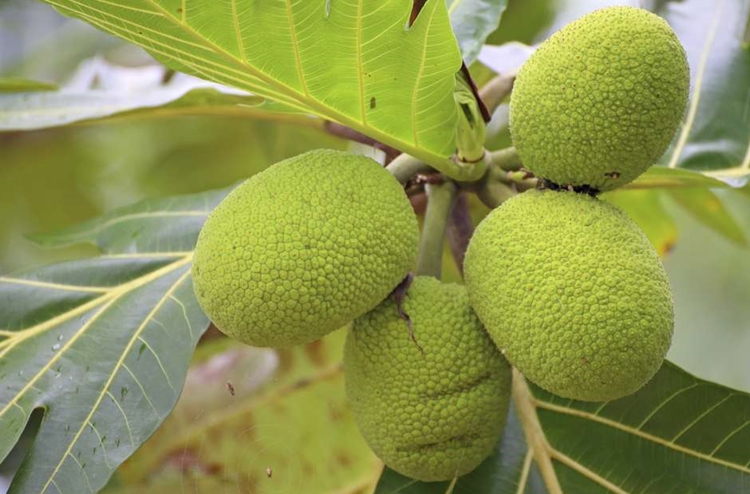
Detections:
344,277,512,481
464,190,673,401
509,6,689,192
192,149,418,347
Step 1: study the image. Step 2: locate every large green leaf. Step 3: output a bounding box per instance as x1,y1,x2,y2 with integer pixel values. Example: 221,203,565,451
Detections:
375,362,750,493
659,0,750,175
37,0,464,173
447,0,508,64
104,332,380,494
0,187,233,493
0,62,308,132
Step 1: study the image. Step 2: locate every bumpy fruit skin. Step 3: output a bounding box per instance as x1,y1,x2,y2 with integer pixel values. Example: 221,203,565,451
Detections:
464,190,673,402
509,6,689,192
344,277,512,481
192,149,418,348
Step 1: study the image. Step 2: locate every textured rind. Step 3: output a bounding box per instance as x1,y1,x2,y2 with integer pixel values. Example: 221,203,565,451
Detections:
192,149,418,348
344,277,512,481
509,6,689,191
464,190,674,402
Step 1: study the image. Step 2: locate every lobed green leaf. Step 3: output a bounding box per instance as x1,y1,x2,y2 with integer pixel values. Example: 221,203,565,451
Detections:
0,187,233,493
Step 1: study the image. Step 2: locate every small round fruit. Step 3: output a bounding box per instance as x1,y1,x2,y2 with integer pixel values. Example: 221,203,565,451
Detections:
344,277,512,481
192,149,418,348
464,190,673,402
509,6,689,191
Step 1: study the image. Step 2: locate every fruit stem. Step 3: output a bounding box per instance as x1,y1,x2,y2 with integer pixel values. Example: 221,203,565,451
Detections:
476,174,515,209
474,158,517,209
478,71,517,116
387,154,432,185
486,147,522,172
417,180,457,279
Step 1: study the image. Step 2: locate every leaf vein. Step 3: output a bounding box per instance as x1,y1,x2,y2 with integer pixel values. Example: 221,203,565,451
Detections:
65,452,95,493
136,335,175,391
86,420,113,469
636,383,700,429
551,448,630,494
0,277,109,294
535,399,750,474
122,363,161,419
670,393,737,443
37,266,192,493
170,294,195,340
230,0,246,63
105,389,135,447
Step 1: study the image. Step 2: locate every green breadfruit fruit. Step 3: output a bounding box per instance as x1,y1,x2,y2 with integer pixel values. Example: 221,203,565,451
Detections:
192,149,419,348
464,190,674,402
344,276,512,481
509,6,689,192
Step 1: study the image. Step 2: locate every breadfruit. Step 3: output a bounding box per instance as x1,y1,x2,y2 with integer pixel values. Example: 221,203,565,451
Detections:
509,6,689,192
192,149,418,348
464,190,673,402
344,276,512,481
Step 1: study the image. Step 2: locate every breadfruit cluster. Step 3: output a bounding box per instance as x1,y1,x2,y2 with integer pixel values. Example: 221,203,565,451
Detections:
344,277,512,481
190,5,685,484
192,149,418,347
463,6,680,402
509,6,689,192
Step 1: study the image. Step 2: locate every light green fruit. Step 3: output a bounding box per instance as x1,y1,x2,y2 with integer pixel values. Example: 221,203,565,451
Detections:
509,6,689,192
344,277,512,481
464,190,673,402
192,149,418,348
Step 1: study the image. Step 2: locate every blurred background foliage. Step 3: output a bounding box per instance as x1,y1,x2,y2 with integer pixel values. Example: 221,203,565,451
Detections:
1,0,750,491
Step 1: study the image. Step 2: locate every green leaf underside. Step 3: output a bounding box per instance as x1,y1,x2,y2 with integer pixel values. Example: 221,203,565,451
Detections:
0,78,57,93
447,0,508,65
667,188,748,247
659,0,750,174
603,189,678,257
0,187,233,493
626,166,732,190
0,86,311,132
39,0,462,168
375,361,750,493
